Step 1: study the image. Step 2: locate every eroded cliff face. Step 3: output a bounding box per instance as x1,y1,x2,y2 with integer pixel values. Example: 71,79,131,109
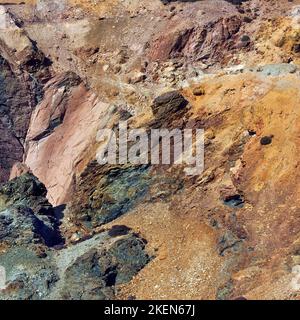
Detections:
1,0,300,300
0,6,51,182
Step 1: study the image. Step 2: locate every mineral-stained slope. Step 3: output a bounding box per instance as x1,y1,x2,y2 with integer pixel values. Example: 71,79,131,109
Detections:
1,0,300,300
0,7,51,182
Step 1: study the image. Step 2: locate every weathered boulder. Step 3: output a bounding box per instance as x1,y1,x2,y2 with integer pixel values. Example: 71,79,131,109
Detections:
152,91,188,118
0,246,59,300
151,90,189,128
0,173,62,247
0,173,52,215
60,233,151,300
0,173,152,300
0,230,151,300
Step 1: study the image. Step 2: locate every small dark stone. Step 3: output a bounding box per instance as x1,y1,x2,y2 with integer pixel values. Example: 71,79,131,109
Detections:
108,225,132,237
241,35,250,43
152,91,188,118
119,109,133,121
260,136,273,145
223,194,244,208
243,16,252,23
151,91,189,128
248,129,256,136
293,44,300,53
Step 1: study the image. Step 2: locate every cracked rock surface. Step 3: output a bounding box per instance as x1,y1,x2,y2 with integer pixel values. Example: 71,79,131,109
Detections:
1,0,300,300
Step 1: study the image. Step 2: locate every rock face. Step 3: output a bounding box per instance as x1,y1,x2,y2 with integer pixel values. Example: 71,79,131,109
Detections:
0,174,151,300
147,15,243,65
0,227,151,300
0,173,61,248
152,91,188,119
23,73,116,206
60,233,151,300
2,0,300,301
0,5,51,182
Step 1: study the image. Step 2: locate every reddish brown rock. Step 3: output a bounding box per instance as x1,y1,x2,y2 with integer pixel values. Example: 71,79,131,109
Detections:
147,16,243,65
2,0,300,301
24,72,116,206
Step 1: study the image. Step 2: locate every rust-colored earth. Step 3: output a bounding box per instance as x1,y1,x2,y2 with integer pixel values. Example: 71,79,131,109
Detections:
1,0,300,300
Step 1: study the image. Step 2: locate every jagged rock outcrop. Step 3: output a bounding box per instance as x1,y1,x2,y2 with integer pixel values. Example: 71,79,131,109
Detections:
0,229,151,300
59,233,151,300
0,5,51,182
147,15,245,65
0,173,151,300
0,173,62,248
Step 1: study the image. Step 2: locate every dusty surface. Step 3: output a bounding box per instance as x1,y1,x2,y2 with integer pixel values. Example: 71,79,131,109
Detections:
1,0,300,300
